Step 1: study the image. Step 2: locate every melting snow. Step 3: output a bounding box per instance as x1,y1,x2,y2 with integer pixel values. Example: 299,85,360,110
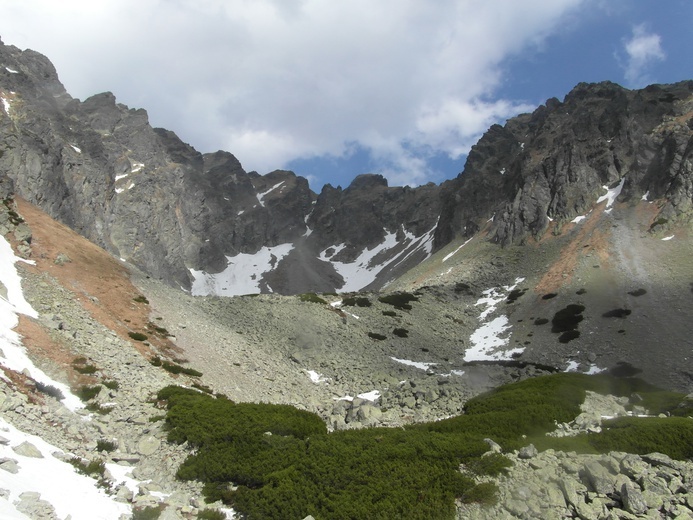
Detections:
0,418,130,519
305,370,328,384
320,224,436,292
114,173,129,182
571,215,587,224
256,181,285,207
641,191,650,201
564,361,606,375
464,277,525,362
442,237,473,262
189,243,294,296
662,235,675,241
597,178,625,208
0,236,83,411
131,162,144,173
357,390,381,401
390,357,436,371
6,67,18,73
70,144,81,153
1,96,10,114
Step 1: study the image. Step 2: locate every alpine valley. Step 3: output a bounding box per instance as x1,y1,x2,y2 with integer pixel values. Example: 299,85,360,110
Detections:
1,36,693,520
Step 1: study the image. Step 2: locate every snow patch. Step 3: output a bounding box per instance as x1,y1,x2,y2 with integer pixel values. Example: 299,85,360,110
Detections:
0,236,83,411
442,237,473,262
5,67,18,73
641,191,649,201
1,96,10,114
0,418,130,519
464,277,525,362
319,223,437,292
131,162,144,173
305,370,328,384
571,215,587,224
256,181,285,207
189,243,294,296
661,235,674,241
114,173,129,182
390,357,436,371
597,178,625,208
70,144,81,153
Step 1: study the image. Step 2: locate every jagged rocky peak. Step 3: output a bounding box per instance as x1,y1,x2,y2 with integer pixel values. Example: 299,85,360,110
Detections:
435,80,693,248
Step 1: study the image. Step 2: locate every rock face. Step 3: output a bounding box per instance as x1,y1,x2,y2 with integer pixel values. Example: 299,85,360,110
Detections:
435,80,693,248
1,38,692,295
0,39,441,294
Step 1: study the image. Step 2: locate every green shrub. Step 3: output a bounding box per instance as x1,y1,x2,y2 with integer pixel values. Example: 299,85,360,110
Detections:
299,293,327,304
393,328,409,338
382,310,397,317
198,509,227,520
133,295,150,304
96,440,117,452
35,382,64,400
132,505,162,520
465,453,512,476
102,380,119,390
342,296,372,307
160,360,202,377
378,292,419,310
461,482,498,505
368,332,387,341
128,331,148,342
69,457,105,477
76,385,102,402
73,364,98,375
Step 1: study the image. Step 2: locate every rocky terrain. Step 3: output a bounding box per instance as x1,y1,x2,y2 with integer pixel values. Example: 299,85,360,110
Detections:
0,35,692,520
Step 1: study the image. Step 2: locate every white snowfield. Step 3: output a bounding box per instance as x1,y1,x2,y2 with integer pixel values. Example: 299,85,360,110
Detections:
464,277,525,362
0,418,131,520
0,236,83,411
190,223,437,296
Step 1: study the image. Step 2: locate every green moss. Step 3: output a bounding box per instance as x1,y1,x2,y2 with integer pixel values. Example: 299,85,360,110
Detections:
128,331,148,342
96,440,117,452
102,380,119,390
76,385,102,402
393,328,409,338
368,332,387,341
133,295,150,304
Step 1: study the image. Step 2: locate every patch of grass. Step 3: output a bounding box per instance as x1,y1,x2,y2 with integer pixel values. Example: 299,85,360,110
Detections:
73,364,98,375
628,288,647,297
534,318,549,326
133,295,150,304
192,382,214,394
602,308,631,318
96,440,117,452
299,293,327,304
128,331,148,342
156,359,203,377
378,292,419,310
542,293,558,300
465,453,512,477
368,332,387,341
460,482,499,506
382,310,398,317
649,217,668,230
86,403,113,415
148,322,171,337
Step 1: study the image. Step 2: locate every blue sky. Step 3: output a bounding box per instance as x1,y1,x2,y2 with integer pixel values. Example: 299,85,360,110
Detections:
1,1,691,191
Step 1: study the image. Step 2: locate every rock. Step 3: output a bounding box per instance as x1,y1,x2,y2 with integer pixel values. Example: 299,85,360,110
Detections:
621,480,648,515
518,444,538,459
12,441,43,458
54,252,71,265
0,458,19,474
137,435,161,456
484,438,502,453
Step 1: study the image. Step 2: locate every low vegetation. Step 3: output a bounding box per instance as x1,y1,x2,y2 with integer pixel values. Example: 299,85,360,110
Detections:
378,292,419,310
156,373,693,520
128,331,148,342
341,296,372,307
299,293,328,304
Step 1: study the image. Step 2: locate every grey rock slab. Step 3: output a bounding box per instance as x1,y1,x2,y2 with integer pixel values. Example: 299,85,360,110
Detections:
621,480,648,515
12,441,43,458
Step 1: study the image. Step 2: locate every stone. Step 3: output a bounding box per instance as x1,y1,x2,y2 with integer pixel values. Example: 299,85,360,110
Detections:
621,480,648,515
0,458,19,474
583,460,617,495
13,441,43,458
518,444,538,459
137,435,161,456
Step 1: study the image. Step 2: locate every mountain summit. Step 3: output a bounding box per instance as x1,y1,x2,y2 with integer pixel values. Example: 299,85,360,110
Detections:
1,38,692,298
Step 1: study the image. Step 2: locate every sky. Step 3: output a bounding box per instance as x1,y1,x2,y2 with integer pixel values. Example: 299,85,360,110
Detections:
1,1,691,191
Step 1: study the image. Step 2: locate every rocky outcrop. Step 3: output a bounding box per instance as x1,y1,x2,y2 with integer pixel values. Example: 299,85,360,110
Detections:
436,81,693,248
0,39,442,294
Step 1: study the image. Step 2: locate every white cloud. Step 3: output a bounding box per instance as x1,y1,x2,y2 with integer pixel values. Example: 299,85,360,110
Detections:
0,0,587,184
621,24,666,87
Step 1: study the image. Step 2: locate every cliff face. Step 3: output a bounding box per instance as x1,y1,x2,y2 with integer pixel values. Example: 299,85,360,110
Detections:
1,36,692,295
435,81,693,248
0,39,441,293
